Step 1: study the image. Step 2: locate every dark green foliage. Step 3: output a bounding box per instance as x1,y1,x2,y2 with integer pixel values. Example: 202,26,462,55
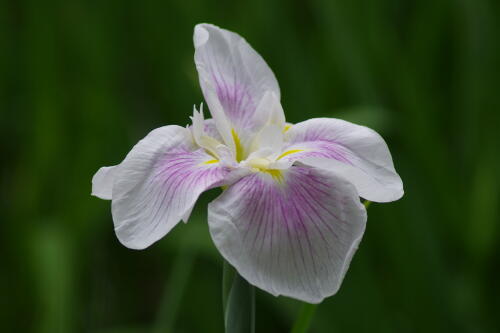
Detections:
1,0,499,332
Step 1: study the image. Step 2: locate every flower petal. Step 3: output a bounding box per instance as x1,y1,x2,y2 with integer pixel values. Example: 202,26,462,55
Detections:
111,125,229,249
91,166,116,200
208,165,367,303
253,91,286,131
190,105,225,157
202,118,224,143
194,23,280,131
249,124,284,155
282,118,403,202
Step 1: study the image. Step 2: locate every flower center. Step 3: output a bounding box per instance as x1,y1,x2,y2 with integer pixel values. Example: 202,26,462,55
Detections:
247,157,271,170
246,157,284,183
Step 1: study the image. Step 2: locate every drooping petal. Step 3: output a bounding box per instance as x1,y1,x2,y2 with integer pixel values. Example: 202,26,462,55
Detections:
194,23,280,131
91,166,116,200
110,125,230,249
208,165,367,303
281,118,403,202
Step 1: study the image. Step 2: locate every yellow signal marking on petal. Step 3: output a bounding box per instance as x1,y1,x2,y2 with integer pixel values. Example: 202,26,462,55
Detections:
263,169,284,183
231,128,244,162
283,124,292,132
202,159,219,165
277,149,304,160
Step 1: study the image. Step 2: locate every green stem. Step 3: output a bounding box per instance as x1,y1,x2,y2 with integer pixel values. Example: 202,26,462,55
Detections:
223,261,255,333
290,200,372,333
222,261,236,314
291,303,317,333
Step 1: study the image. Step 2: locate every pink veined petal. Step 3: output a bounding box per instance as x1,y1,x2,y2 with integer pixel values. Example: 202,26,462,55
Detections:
281,118,404,203
194,23,280,131
208,165,367,303
108,125,229,249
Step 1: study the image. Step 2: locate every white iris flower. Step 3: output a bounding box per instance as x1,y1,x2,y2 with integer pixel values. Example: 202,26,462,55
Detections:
92,23,403,303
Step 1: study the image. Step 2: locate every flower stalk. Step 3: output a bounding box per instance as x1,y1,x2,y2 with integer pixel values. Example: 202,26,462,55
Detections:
291,303,317,333
223,261,255,333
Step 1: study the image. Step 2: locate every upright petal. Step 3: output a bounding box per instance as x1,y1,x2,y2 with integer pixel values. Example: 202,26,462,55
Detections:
190,105,225,157
208,166,367,303
110,126,230,249
253,91,286,131
281,118,403,202
249,124,284,155
194,23,280,131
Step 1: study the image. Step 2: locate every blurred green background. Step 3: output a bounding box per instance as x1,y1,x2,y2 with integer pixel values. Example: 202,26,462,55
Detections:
2,0,499,332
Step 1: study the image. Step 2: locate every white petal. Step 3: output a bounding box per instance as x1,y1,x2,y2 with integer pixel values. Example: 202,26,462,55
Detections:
250,124,284,155
111,125,229,249
91,166,116,200
282,118,403,202
190,106,225,157
253,91,286,131
202,118,224,143
190,104,206,146
208,165,367,303
194,23,280,131
215,144,238,167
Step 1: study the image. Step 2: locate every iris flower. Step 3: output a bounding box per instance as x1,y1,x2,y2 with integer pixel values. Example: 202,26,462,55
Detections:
91,24,403,303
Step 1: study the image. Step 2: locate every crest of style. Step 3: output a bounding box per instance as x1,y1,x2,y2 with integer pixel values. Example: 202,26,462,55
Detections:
92,23,403,303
